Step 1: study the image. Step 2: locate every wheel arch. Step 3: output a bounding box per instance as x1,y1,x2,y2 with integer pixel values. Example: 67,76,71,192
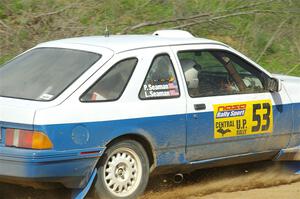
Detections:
101,133,157,171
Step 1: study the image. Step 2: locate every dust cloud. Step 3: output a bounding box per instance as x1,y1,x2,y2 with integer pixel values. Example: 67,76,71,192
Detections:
141,161,300,199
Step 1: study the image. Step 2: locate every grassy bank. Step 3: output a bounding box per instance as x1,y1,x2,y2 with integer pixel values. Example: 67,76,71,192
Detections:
0,0,299,75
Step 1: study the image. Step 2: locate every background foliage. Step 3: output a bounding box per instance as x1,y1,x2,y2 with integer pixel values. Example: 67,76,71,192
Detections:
0,0,299,75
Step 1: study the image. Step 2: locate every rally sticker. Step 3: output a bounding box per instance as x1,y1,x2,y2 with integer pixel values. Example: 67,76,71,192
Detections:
213,100,273,139
143,82,179,98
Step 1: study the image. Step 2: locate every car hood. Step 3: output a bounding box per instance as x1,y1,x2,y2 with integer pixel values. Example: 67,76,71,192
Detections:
273,74,300,103
273,74,300,82
0,97,56,125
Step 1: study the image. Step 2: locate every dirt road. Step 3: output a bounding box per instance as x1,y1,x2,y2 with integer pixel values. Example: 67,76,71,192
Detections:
142,161,300,199
0,161,300,199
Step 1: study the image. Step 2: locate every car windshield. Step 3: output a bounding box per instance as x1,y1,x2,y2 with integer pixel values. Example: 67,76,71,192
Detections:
0,48,101,101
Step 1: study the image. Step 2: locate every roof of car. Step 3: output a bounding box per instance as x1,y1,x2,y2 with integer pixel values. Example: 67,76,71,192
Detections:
38,30,227,53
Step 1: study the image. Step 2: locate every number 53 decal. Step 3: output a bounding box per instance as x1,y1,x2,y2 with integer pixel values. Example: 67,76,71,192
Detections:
252,103,272,132
213,100,273,139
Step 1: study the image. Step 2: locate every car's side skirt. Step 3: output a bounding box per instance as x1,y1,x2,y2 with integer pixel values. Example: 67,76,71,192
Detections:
152,150,278,175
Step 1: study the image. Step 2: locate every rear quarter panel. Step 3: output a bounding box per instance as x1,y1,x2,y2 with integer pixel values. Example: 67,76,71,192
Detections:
34,48,188,166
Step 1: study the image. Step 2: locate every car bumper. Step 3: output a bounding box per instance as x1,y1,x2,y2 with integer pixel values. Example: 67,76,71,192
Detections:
0,146,104,188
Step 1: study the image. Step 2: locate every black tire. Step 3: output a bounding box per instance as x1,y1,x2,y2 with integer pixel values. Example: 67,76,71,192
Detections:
92,140,149,199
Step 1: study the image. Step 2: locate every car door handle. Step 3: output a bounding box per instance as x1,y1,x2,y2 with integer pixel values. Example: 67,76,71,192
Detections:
194,103,206,111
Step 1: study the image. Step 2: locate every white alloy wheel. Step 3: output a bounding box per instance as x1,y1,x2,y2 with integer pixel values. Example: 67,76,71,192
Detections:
91,140,149,199
103,147,143,197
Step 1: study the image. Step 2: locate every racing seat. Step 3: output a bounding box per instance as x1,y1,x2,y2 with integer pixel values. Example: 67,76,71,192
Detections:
179,59,201,97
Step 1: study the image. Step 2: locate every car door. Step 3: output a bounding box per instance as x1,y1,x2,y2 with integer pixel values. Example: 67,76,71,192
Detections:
172,45,293,162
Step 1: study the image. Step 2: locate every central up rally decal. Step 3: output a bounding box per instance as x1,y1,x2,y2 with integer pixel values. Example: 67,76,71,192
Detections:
213,100,273,139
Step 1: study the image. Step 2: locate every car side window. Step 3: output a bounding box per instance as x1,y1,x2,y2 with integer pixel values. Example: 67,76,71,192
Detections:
178,50,267,98
81,58,137,102
139,54,180,99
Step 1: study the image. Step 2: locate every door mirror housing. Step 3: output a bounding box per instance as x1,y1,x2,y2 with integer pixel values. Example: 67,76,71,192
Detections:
268,77,282,92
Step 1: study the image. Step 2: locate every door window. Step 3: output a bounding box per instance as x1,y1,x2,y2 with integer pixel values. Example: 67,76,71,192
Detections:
139,54,180,99
178,50,268,97
81,58,137,102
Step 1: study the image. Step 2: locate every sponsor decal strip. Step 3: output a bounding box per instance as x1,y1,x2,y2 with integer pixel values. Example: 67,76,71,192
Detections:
213,100,273,138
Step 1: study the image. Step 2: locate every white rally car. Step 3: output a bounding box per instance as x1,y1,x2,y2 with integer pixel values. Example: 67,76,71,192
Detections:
0,30,300,199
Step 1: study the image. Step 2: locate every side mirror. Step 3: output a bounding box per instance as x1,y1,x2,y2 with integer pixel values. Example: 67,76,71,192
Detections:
268,77,282,92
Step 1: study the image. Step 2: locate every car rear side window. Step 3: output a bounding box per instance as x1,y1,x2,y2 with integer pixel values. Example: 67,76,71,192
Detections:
81,58,137,102
139,54,180,100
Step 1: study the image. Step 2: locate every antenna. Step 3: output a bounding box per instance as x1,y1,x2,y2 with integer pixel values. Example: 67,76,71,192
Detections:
105,25,110,37
104,5,109,37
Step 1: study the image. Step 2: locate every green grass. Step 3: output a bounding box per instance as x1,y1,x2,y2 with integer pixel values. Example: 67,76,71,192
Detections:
0,0,299,76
